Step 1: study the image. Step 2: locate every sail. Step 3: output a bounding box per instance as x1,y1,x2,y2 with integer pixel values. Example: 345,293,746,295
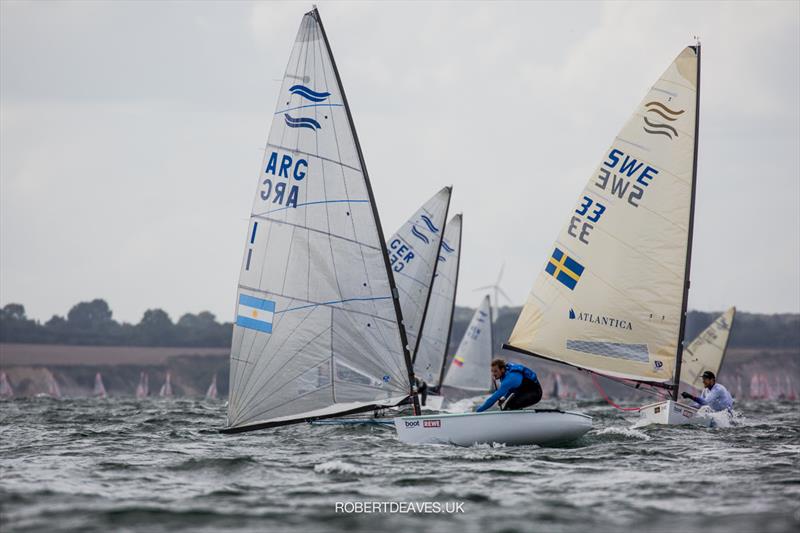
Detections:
681,307,736,391
93,372,107,398
388,188,452,362
443,295,494,391
45,369,61,398
506,46,700,384
413,214,462,387
225,8,413,432
0,372,13,398
206,374,218,400
159,371,173,397
136,371,149,398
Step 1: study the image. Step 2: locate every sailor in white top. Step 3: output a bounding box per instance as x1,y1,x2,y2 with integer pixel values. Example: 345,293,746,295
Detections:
681,370,734,412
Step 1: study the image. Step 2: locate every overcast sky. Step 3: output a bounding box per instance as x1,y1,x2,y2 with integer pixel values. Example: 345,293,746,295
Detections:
1,0,798,324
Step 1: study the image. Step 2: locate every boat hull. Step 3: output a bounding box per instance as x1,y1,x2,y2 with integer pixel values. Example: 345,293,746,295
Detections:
635,399,712,427
394,409,592,446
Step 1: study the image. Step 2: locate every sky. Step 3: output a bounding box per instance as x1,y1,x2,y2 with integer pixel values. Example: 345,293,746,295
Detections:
1,0,798,324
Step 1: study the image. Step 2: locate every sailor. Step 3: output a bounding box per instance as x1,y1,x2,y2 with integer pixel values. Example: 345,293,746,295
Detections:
475,359,542,412
681,370,734,412
414,376,428,407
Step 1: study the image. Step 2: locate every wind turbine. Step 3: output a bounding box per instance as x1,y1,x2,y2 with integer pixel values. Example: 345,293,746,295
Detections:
474,263,512,323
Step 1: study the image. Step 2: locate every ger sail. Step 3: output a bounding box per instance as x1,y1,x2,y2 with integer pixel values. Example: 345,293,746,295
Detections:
504,46,701,401
443,294,494,392
681,307,736,392
223,8,415,433
387,188,452,363
414,214,463,388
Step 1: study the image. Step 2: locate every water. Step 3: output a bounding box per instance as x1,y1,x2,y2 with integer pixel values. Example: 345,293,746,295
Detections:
1,399,798,532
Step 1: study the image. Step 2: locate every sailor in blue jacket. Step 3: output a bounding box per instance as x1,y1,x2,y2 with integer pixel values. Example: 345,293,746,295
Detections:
476,359,542,412
681,370,734,412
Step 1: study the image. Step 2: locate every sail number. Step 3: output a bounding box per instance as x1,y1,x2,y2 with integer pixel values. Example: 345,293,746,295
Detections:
568,195,605,245
388,238,415,272
595,148,659,208
260,151,308,209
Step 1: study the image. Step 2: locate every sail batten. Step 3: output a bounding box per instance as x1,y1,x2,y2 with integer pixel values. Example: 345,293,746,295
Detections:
225,8,413,431
507,46,700,386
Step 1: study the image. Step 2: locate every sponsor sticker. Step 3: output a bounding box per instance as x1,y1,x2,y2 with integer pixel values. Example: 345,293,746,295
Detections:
423,420,441,428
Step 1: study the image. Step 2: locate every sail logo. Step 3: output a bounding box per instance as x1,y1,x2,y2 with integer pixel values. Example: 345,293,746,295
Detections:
235,294,275,334
289,84,331,102
642,101,683,140
284,114,321,131
546,248,584,291
441,240,455,253
420,215,439,233
568,308,632,330
411,226,430,244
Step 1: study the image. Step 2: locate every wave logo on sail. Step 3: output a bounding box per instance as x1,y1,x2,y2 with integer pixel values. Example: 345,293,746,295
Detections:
285,114,322,131
642,101,683,140
289,84,331,102
420,215,439,233
441,240,455,253
411,226,430,244
545,248,584,291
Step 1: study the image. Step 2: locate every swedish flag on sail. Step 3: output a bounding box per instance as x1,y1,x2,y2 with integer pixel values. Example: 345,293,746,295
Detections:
545,248,584,290
236,294,275,333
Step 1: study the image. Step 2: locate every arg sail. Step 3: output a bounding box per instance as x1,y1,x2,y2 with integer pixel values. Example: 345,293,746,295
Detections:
413,214,463,388
444,295,494,392
388,188,452,362
224,8,413,433
506,47,700,389
681,307,736,391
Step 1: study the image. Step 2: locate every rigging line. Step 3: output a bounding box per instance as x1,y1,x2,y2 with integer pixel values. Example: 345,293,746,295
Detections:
275,296,393,314
275,103,344,114
255,199,370,217
313,23,398,373
250,214,381,251
590,373,641,411
233,323,333,422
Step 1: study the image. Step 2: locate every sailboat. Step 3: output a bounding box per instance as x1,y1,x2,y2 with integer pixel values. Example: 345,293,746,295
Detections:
93,372,108,398
222,7,418,434
439,294,494,399
159,371,173,397
413,214,463,410
504,45,719,427
135,371,149,398
206,373,218,400
0,371,13,398
42,368,61,398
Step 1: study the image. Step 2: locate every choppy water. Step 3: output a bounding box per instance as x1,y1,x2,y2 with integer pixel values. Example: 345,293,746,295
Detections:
1,398,798,532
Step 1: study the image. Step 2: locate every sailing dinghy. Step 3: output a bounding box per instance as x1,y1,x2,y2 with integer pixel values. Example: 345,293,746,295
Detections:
93,372,107,398
503,45,727,427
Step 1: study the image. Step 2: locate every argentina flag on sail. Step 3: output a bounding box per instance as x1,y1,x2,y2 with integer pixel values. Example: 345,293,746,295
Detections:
236,294,276,333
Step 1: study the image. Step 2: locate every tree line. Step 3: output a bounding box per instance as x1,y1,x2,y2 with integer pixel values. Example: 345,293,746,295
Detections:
1,299,798,350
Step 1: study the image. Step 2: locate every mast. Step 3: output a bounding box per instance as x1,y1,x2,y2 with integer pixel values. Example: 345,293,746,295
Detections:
671,43,701,401
313,8,419,415
488,293,495,390
412,187,453,366
436,215,463,390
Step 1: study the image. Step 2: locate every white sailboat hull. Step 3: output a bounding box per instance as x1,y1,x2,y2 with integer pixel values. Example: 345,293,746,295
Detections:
635,399,712,427
394,409,592,446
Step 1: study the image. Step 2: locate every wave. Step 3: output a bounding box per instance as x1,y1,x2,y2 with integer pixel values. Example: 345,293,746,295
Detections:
410,226,429,244
420,214,439,233
314,460,370,475
643,117,678,137
289,84,330,102
645,101,684,116
284,114,321,131
441,240,455,253
592,426,651,441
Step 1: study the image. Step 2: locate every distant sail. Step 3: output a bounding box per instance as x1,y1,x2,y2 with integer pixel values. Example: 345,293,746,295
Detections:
93,372,107,398
45,369,61,398
0,371,13,398
159,371,173,397
443,295,494,392
414,214,463,388
136,371,149,398
506,47,700,386
680,307,736,391
388,188,451,362
225,8,413,432
206,373,218,400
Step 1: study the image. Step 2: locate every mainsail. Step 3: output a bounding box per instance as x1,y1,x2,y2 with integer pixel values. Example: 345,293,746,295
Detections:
224,8,414,433
443,295,494,392
414,214,463,388
206,373,218,400
135,371,149,398
506,46,701,395
93,372,107,398
681,307,736,391
0,371,13,398
388,188,452,362
159,371,173,397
